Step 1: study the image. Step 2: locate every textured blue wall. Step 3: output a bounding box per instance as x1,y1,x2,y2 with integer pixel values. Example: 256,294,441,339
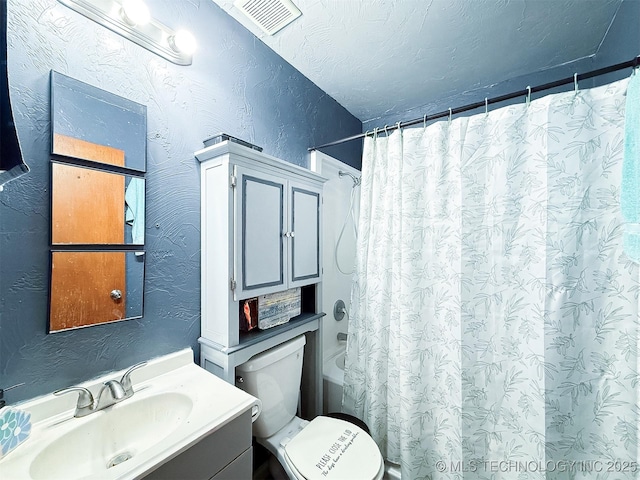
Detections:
592,0,640,86
367,0,639,130
3,0,636,404
0,0,361,403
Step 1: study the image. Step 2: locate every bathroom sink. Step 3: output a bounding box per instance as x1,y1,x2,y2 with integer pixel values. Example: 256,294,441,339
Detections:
0,349,261,480
29,393,193,479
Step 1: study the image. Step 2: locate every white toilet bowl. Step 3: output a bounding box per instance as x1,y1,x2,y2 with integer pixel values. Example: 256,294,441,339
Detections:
236,335,384,480
259,415,384,480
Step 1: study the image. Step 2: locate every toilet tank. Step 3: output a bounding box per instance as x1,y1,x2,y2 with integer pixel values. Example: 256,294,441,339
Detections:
236,335,306,438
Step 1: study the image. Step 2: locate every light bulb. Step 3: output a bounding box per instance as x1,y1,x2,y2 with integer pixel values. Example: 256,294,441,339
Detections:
121,0,150,26
169,30,197,55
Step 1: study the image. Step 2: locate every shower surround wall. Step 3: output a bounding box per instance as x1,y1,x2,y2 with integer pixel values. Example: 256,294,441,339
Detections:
0,0,361,403
311,151,360,363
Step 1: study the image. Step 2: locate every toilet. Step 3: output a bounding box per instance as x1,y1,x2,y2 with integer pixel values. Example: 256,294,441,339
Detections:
236,335,384,480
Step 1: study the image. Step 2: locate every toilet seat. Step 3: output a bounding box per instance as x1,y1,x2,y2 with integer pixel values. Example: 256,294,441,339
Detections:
282,416,383,480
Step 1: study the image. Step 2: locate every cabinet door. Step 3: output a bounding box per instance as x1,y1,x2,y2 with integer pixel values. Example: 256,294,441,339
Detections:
234,166,286,298
289,183,322,286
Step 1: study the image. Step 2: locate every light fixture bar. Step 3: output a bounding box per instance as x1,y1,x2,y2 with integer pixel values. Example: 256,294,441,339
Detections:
57,0,194,66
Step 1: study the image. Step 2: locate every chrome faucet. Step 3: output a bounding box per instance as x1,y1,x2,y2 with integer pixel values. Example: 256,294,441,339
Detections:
94,379,127,411
54,362,147,418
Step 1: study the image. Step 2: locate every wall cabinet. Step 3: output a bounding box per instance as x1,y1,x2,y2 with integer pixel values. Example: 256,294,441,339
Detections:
196,141,325,347
235,165,321,298
195,141,326,418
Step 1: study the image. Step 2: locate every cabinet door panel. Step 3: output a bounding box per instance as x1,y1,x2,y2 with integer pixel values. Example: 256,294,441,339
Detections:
144,410,252,480
236,168,285,297
291,185,321,285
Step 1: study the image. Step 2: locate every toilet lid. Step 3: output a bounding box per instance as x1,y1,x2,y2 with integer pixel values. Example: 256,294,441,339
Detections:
284,416,382,480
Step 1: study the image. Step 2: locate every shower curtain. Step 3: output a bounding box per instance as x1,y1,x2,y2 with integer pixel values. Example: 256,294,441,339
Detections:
343,77,639,480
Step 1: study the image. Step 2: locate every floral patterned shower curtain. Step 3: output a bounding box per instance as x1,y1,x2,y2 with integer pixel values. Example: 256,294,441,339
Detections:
343,77,639,480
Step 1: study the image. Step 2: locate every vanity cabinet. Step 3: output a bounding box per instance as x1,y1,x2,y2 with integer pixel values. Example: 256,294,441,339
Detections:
195,140,326,418
144,409,252,480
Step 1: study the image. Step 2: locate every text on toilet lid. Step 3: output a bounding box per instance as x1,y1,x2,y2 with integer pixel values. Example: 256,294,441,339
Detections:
315,428,360,477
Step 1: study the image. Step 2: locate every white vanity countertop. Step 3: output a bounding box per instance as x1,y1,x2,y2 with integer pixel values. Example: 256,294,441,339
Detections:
0,348,260,480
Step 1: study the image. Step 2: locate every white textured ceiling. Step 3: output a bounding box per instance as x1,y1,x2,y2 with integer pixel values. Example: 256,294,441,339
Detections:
213,0,622,123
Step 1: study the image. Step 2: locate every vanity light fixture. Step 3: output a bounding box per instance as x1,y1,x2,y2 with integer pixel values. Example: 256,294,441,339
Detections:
169,30,197,56
57,0,196,65
120,0,150,26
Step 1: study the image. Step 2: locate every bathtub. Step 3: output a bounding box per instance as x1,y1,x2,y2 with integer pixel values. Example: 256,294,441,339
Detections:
323,348,345,414
322,348,402,480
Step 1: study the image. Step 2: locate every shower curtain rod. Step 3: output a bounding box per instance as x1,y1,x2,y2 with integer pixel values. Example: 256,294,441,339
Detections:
308,54,640,152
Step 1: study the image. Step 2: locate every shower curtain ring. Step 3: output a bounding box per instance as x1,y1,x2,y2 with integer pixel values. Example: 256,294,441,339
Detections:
396,121,402,133
384,125,389,136
485,97,488,115
448,108,452,124
423,114,427,129
526,86,531,107
574,73,579,94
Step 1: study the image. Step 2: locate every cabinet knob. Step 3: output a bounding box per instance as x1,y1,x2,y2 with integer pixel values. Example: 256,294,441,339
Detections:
289,231,295,238
110,289,122,300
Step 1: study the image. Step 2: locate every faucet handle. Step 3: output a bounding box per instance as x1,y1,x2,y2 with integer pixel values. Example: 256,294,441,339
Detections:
120,362,147,394
54,386,94,409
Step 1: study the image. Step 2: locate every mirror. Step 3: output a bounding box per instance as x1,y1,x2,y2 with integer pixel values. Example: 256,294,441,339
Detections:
49,71,147,332
51,71,146,172
51,163,145,245
49,251,145,332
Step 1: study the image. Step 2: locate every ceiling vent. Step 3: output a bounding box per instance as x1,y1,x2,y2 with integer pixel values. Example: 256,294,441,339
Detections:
233,0,302,36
